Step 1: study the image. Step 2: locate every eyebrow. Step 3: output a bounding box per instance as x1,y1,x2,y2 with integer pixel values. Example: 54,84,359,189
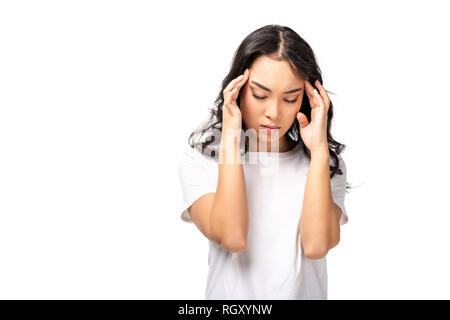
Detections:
250,80,303,94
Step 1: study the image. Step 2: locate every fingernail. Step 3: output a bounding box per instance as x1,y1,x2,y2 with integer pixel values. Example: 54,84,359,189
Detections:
314,89,318,94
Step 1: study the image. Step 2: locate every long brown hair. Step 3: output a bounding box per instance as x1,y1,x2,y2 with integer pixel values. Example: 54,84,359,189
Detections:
188,24,352,190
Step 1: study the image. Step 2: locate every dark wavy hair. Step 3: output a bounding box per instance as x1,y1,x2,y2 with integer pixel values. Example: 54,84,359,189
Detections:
188,24,352,190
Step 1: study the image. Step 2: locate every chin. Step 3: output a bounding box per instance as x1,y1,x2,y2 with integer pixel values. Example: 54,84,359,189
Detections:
258,129,283,139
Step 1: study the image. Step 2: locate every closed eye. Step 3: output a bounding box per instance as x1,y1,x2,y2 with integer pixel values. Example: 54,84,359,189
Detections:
252,93,298,104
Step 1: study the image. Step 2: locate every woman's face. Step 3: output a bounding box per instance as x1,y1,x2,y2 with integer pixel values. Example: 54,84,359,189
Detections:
239,56,305,152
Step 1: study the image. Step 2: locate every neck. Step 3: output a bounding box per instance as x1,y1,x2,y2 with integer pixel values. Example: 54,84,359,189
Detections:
247,136,295,153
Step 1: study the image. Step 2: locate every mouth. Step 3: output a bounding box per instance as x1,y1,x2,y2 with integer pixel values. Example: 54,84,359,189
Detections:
260,124,281,129
260,124,281,133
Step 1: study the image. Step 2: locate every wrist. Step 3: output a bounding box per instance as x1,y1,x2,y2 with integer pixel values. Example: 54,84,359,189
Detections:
310,147,330,161
221,126,242,144
222,114,242,130
219,135,242,164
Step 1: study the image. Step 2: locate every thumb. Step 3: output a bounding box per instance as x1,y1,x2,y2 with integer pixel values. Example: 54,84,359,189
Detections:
297,112,309,129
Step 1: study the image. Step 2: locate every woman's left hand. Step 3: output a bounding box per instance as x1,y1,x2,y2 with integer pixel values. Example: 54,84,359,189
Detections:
296,79,330,154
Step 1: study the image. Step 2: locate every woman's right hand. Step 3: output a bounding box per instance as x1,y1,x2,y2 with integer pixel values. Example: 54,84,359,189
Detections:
222,68,249,129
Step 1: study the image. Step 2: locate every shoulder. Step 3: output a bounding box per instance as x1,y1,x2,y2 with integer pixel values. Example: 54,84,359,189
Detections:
178,145,219,173
329,153,347,185
330,152,346,170
182,145,218,163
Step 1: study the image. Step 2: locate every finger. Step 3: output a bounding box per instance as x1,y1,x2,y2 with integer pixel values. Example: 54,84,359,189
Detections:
229,69,250,101
224,77,242,106
306,80,325,109
315,80,330,107
224,75,244,97
229,87,239,102
225,69,248,93
311,89,325,109
304,80,317,102
297,112,309,129
225,87,238,106
241,68,250,83
304,80,321,108
230,68,250,95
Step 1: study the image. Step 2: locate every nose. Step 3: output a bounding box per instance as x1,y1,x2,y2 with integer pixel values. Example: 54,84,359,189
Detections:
264,100,281,121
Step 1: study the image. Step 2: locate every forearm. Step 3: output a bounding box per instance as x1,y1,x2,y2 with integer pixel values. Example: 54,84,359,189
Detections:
210,132,249,248
299,148,339,258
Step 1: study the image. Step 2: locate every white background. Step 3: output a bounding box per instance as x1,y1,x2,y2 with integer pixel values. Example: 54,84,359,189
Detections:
1,0,449,299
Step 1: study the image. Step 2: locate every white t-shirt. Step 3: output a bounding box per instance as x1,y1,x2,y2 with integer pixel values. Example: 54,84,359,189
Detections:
177,141,348,300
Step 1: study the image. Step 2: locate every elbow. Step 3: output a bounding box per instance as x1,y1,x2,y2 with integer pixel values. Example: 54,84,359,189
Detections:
302,229,339,259
303,244,329,260
330,234,340,249
220,236,247,253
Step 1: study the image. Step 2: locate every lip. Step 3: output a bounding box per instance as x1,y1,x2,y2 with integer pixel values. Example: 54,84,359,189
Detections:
261,124,281,129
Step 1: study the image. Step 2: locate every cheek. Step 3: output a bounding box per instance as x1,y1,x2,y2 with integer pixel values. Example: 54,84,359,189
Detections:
286,109,299,123
281,102,302,126
241,93,260,119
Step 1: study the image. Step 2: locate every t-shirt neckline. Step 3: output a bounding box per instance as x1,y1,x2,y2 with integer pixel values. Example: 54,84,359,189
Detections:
245,141,302,159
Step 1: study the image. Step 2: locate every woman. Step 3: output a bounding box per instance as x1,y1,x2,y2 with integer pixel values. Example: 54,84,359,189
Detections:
177,24,351,300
